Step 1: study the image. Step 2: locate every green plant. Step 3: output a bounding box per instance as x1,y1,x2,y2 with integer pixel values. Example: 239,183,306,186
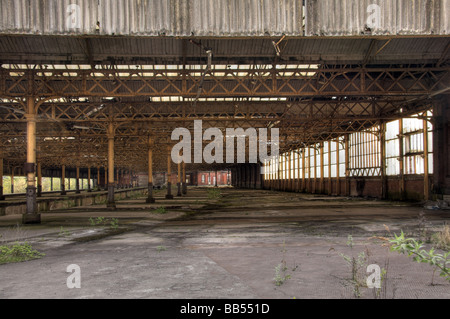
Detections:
110,218,119,230
207,188,222,200
89,217,120,230
273,241,298,286
89,217,106,226
389,231,450,285
58,227,71,238
0,242,45,264
157,246,166,253
338,235,369,298
431,225,450,251
154,207,167,215
274,263,291,286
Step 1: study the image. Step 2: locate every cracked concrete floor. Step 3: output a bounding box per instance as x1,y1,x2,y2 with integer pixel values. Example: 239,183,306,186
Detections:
0,188,449,299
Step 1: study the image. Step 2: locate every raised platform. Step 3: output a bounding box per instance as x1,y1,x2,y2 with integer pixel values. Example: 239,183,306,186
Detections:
0,188,146,217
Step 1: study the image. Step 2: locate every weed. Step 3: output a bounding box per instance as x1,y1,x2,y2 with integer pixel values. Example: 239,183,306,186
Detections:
338,235,369,298
154,207,167,215
431,224,450,251
0,223,29,244
207,188,222,200
58,227,71,238
157,246,166,253
89,217,106,226
0,242,45,264
110,218,119,230
273,241,298,287
417,210,430,242
274,263,291,286
89,217,120,230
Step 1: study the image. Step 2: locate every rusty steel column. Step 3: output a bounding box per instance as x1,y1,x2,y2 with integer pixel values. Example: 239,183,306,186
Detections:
75,166,81,194
10,167,14,194
215,170,218,188
312,147,317,194
380,122,388,200
182,162,187,195
423,117,430,201
177,162,182,197
87,167,92,192
301,149,306,192
104,166,108,190
287,152,292,191
96,166,100,191
23,97,40,224
320,143,324,194
336,140,341,196
107,123,116,209
328,142,332,195
146,137,155,203
61,164,66,195
345,135,350,196
0,152,4,200
398,119,405,200
37,161,42,197
166,145,174,200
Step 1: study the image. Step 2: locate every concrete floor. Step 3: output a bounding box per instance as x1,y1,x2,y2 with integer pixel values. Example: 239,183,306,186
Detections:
0,188,449,299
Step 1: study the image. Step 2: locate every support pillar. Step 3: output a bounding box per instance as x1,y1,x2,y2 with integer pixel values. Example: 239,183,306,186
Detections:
287,152,292,191
11,167,14,194
301,149,306,192
104,166,108,191
313,147,317,194
398,119,405,200
380,122,388,199
423,117,430,200
0,154,4,200
182,162,187,195
75,166,81,194
107,123,116,209
433,98,449,195
61,164,66,195
320,143,324,194
87,167,92,192
345,135,350,196
336,140,341,196
328,142,332,195
37,161,42,197
96,166,100,191
147,138,155,203
177,162,182,197
166,145,174,199
215,170,218,188
23,97,40,224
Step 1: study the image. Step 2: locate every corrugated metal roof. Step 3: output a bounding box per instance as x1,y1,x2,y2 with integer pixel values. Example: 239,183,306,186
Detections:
1,0,448,37
0,0,304,37
306,0,449,36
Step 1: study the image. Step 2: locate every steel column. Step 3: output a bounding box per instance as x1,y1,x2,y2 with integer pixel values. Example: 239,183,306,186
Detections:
107,123,116,209
23,97,40,224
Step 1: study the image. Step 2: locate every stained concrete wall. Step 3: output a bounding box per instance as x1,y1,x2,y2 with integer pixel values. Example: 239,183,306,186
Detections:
258,176,432,202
